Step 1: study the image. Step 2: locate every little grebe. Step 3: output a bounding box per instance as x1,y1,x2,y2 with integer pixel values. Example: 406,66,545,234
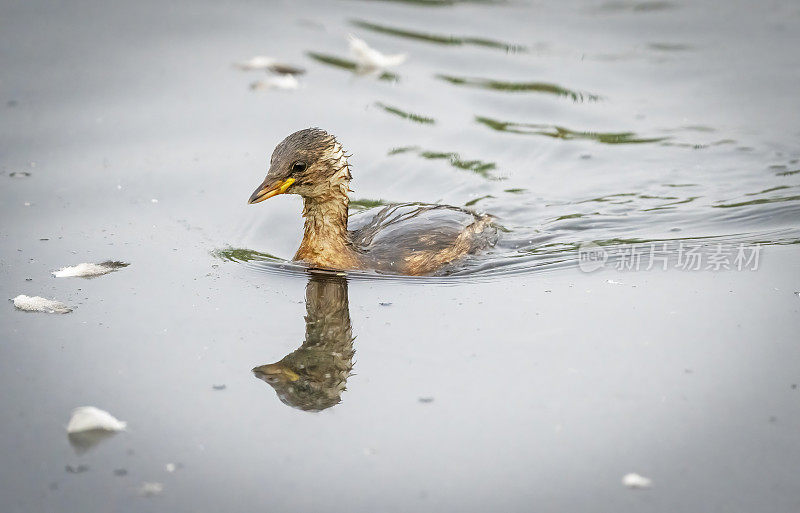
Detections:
248,128,496,275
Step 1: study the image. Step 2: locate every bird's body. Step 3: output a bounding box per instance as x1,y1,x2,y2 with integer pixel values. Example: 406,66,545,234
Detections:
347,203,495,275
248,128,496,276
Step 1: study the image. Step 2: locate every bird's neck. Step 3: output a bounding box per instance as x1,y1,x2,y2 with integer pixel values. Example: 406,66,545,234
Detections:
302,192,350,244
295,190,358,268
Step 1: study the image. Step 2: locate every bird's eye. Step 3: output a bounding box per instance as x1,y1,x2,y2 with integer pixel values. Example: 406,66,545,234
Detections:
291,161,307,173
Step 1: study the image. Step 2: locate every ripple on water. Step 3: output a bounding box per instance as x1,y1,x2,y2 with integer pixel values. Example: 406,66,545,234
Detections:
475,116,668,144
226,0,800,286
214,223,800,285
374,102,436,125
437,75,600,102
358,0,507,6
351,19,527,53
388,146,503,180
349,198,392,211
593,1,677,13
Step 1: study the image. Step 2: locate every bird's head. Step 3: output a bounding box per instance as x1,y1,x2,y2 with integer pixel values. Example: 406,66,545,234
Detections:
248,128,351,204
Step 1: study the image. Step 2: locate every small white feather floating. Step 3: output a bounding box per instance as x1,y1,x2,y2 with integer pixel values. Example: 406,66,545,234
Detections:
234,55,277,70
250,75,299,91
66,406,127,433
52,261,129,278
12,295,72,314
138,482,164,497
234,56,305,75
621,473,653,489
348,35,407,72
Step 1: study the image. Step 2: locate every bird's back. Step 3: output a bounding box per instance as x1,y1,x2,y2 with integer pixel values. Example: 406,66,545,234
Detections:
348,203,497,275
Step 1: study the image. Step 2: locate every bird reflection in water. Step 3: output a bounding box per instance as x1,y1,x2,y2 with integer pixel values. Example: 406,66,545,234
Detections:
253,272,354,411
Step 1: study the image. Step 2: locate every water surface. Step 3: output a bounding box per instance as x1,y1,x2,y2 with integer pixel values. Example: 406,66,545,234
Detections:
1,0,799,511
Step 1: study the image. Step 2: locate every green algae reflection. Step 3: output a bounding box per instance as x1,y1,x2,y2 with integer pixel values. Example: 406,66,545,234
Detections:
357,0,506,6
596,1,676,13
375,102,435,124
475,116,668,144
352,19,526,52
388,146,502,180
213,247,283,263
306,52,399,81
350,198,390,211
464,194,495,206
712,195,800,209
421,150,500,180
438,75,599,102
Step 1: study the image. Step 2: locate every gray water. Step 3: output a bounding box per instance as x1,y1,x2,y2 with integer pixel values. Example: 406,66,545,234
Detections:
1,0,799,511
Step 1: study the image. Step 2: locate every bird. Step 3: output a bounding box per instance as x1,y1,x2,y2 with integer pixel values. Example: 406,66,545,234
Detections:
247,128,497,276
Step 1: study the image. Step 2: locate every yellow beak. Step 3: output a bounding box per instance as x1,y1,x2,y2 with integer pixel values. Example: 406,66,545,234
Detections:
253,363,300,382
248,177,296,204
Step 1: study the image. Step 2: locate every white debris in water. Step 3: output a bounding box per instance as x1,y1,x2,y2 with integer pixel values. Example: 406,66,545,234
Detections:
66,406,127,434
234,55,277,70
12,295,72,314
52,261,128,278
348,35,406,71
233,56,305,75
151,198,159,203
622,473,653,489
250,74,299,91
138,482,164,497
606,279,623,285
165,463,177,473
